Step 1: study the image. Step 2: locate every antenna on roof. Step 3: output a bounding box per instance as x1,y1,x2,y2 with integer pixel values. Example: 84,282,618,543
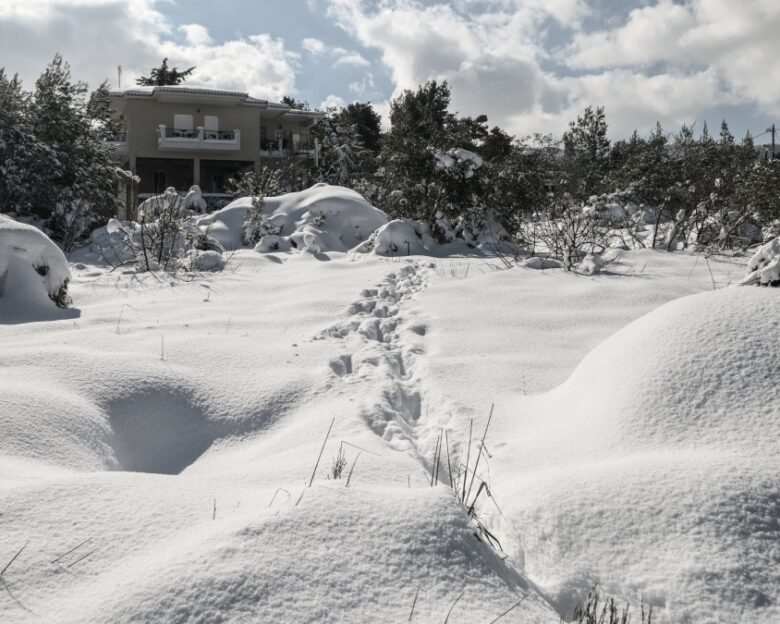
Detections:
117,65,122,89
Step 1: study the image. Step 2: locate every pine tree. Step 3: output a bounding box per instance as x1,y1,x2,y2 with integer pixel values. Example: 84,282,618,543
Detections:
379,81,454,226
562,106,611,200
337,102,381,154
136,58,195,87
0,69,54,217
0,55,119,249
281,96,307,110
311,108,367,187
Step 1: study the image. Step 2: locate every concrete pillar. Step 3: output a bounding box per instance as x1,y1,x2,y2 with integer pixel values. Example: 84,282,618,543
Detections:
193,157,200,187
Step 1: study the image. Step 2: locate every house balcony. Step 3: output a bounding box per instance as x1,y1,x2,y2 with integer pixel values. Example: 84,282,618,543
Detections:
157,125,241,152
259,136,318,159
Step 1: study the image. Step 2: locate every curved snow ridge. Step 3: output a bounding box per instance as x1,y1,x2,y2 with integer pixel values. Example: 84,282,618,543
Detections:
526,287,780,455
494,287,780,622
0,352,307,477
317,261,434,455
32,486,556,624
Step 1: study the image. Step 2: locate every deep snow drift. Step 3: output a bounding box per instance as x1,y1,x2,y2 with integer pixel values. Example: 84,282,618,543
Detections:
0,253,556,623
413,254,778,623
0,240,775,623
493,288,780,622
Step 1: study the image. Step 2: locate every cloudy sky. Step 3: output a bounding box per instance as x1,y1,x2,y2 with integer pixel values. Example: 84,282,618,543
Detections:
1,0,778,140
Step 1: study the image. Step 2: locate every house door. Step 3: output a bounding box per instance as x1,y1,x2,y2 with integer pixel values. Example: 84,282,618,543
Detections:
173,114,194,138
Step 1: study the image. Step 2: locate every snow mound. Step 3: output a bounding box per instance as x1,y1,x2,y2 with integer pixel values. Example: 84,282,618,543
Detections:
182,185,207,213
520,257,562,270
354,219,427,256
502,287,780,621
0,215,72,320
743,236,780,286
198,183,388,253
578,252,603,275
187,250,225,272
40,486,556,623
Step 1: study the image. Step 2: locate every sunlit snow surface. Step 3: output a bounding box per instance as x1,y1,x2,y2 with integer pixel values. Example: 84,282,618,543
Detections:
1,248,776,623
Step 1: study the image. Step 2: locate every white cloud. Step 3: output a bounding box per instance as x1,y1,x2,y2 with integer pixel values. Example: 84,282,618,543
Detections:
301,37,371,70
564,0,780,115
325,0,569,133
3,0,778,138
302,36,327,55
179,23,213,47
546,68,735,137
333,51,370,68
321,93,346,109
0,0,299,101
324,0,778,136
160,35,300,101
348,72,376,96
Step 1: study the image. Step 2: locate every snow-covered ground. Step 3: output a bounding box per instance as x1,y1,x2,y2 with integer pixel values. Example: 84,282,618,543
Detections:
1,240,777,622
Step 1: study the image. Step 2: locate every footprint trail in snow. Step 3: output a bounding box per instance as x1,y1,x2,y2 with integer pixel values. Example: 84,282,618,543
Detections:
316,260,432,454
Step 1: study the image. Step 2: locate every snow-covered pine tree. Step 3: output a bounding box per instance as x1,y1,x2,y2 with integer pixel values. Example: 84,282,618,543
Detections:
311,109,366,188
562,106,611,201
27,55,119,250
0,68,54,218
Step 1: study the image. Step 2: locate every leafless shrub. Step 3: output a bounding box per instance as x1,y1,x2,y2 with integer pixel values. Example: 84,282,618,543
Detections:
331,444,348,479
535,198,614,271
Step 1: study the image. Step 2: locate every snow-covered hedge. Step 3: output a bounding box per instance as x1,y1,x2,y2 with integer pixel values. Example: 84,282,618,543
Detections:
0,214,71,310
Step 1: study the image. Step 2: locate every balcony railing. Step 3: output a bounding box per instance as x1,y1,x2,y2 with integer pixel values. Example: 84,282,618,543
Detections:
204,130,236,141
162,127,198,139
157,125,241,151
260,135,318,159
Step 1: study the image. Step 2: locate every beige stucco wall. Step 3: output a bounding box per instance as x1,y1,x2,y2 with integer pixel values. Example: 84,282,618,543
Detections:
119,100,262,166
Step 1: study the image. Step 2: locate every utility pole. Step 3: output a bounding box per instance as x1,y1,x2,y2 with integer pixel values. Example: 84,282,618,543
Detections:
767,124,776,160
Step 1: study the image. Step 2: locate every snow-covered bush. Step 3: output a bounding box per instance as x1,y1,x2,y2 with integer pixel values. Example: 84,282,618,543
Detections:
90,187,224,272
579,253,604,275
743,237,780,286
354,219,426,256
241,197,280,246
182,185,207,214
0,214,71,310
201,184,387,254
